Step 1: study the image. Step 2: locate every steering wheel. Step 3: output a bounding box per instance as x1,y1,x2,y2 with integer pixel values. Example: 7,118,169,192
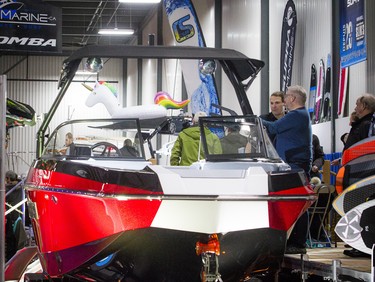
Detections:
91,142,121,157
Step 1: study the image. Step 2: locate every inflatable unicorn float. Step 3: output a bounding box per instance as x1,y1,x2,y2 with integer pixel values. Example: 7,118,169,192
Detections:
82,81,190,119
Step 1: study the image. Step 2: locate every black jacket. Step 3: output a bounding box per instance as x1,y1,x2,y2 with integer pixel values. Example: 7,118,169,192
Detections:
344,113,374,151
311,134,325,178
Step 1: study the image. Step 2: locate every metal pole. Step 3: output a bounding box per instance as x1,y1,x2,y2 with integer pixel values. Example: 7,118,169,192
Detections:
372,244,374,282
331,0,340,153
260,0,270,116
0,75,7,282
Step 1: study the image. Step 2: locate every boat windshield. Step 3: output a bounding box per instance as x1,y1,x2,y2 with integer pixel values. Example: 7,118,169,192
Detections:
42,119,145,159
199,116,280,162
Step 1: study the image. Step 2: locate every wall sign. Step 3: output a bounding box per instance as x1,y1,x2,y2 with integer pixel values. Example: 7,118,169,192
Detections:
339,0,366,68
0,0,61,53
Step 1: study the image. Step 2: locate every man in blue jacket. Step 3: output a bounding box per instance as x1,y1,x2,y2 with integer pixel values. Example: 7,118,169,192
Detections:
262,85,312,177
262,85,312,254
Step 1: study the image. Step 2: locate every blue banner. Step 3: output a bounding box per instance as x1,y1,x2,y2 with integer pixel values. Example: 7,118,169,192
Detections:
339,0,366,68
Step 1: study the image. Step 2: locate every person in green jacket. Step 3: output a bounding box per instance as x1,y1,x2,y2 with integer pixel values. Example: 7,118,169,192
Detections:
170,111,222,166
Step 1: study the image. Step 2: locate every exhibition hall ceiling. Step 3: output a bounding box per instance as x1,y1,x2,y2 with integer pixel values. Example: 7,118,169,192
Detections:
44,0,160,51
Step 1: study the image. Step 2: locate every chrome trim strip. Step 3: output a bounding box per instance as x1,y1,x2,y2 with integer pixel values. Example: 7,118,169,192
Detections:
25,184,317,202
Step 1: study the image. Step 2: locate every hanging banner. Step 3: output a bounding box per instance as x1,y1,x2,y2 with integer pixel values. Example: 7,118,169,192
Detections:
339,0,366,68
280,0,297,93
0,0,62,53
163,0,220,118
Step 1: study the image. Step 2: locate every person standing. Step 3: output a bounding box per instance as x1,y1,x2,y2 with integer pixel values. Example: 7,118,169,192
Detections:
170,112,222,166
259,91,286,121
331,111,359,166
343,94,375,150
311,134,325,179
260,91,286,142
261,85,312,254
337,94,375,258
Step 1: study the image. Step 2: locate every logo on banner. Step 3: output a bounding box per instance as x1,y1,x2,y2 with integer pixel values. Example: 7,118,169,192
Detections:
340,0,366,68
0,0,61,52
172,14,195,43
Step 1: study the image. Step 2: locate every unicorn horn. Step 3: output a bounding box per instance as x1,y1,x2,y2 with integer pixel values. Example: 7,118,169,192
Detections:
81,83,93,91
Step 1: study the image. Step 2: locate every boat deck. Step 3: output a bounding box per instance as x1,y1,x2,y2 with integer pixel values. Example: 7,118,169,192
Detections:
282,242,373,281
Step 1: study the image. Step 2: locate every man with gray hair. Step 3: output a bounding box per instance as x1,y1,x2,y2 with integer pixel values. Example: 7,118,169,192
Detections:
344,93,375,150
337,93,375,258
262,85,312,175
261,85,312,254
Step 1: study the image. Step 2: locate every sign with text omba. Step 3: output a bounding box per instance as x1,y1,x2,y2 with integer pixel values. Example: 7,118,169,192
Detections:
339,0,366,68
0,0,62,53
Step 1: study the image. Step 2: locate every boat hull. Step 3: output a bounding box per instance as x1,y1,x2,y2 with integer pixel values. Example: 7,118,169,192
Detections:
25,159,314,280
38,227,286,281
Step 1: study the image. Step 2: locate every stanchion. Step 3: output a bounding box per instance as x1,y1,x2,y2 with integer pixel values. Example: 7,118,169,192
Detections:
0,75,8,282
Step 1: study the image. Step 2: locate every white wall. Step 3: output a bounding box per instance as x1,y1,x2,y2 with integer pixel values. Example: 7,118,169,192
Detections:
193,0,215,47
222,0,262,116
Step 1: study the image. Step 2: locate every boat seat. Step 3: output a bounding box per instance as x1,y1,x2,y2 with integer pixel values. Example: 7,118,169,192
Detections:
75,146,91,156
307,184,336,248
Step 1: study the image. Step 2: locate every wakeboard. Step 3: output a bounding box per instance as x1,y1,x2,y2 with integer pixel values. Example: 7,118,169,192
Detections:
314,59,325,124
335,153,375,194
342,136,375,165
308,64,317,122
335,199,375,255
338,67,349,118
320,54,331,123
333,175,375,216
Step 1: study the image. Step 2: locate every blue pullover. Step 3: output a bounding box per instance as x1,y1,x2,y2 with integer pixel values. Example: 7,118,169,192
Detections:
262,107,312,174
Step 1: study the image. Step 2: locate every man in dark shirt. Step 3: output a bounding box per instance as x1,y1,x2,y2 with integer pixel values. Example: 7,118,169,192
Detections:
260,91,286,142
260,91,286,121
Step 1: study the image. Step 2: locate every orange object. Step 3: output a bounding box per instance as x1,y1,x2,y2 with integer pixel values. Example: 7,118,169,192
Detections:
335,166,345,194
342,138,375,165
196,234,220,256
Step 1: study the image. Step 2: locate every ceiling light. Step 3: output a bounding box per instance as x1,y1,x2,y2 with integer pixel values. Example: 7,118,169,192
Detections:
98,28,134,35
119,0,161,3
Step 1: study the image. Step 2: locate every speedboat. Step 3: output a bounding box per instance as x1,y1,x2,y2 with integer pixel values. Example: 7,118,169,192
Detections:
7,45,315,281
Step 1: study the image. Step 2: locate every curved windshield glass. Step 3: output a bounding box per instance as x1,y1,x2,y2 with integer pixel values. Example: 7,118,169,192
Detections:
43,119,145,159
199,116,282,162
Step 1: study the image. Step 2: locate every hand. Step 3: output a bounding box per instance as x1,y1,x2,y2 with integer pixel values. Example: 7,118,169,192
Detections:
331,158,340,166
311,165,319,172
